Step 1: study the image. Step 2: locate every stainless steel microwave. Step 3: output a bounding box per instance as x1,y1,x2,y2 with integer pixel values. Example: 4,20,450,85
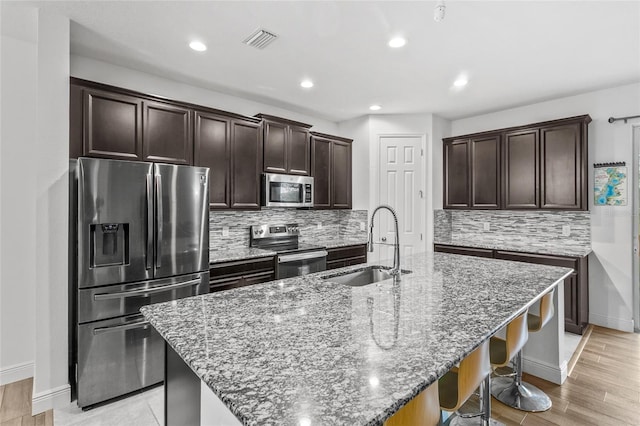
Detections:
261,173,314,208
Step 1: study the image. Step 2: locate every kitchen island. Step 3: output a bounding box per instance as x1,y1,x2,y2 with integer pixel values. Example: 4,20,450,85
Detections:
140,252,572,425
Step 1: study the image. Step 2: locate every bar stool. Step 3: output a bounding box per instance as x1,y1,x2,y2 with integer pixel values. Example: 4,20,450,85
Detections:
439,340,497,425
491,290,555,412
384,382,441,426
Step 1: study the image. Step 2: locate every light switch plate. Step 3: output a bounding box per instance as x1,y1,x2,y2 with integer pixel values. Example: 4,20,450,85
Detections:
483,222,490,231
359,222,365,231
317,222,322,229
562,225,571,236
222,226,229,237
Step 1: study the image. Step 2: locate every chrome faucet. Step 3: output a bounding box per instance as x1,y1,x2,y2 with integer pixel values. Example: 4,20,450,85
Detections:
368,205,401,279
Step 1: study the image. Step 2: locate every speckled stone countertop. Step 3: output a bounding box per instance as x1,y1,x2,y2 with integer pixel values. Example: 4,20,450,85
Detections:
209,247,277,264
210,239,368,264
142,252,571,425
435,237,592,257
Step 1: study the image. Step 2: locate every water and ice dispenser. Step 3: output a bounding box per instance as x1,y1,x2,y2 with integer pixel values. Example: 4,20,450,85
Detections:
90,223,129,267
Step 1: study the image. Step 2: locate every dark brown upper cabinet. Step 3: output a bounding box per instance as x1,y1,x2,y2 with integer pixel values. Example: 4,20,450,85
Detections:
143,101,192,165
81,88,143,161
194,111,262,210
471,135,501,209
443,115,590,211
310,132,353,209
256,114,312,176
503,129,539,209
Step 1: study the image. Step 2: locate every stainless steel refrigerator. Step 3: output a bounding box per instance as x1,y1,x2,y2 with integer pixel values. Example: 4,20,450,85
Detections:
69,157,210,408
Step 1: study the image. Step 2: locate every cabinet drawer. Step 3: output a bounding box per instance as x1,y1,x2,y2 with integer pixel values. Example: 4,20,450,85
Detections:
494,251,577,270
210,257,275,278
327,245,367,262
434,244,494,259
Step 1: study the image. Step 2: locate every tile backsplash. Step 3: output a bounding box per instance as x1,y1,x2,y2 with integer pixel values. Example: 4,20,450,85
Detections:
434,209,591,248
209,209,368,251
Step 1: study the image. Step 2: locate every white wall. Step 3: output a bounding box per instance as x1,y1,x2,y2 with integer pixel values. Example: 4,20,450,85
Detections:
32,9,71,414
451,82,640,332
71,55,339,135
0,5,38,386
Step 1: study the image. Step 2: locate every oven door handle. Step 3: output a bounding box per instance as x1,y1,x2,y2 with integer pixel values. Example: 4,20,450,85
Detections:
278,250,328,263
93,278,201,301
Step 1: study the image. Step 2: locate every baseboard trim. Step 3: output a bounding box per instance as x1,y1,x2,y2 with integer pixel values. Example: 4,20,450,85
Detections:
522,356,567,385
589,312,634,332
32,384,71,415
0,362,34,385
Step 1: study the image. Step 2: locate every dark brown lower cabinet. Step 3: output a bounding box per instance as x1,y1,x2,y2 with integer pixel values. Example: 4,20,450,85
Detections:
434,244,589,334
326,245,367,270
209,257,275,293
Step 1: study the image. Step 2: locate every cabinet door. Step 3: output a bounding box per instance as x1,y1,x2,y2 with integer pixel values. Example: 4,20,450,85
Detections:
471,135,500,209
83,89,142,160
503,130,538,209
331,140,352,209
443,139,470,208
263,121,287,173
194,112,230,209
143,101,192,165
311,136,332,208
287,127,310,175
540,123,582,209
230,120,262,209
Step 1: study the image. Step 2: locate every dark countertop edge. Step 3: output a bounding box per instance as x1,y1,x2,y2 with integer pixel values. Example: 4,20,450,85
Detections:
433,241,592,258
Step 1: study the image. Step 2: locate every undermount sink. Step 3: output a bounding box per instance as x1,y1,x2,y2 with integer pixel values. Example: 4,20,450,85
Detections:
323,266,411,287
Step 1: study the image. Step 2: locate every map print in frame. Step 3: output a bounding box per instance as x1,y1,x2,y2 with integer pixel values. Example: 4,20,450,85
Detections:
594,166,627,206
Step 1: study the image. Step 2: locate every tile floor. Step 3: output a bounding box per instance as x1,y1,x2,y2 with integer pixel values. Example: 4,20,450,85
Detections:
54,386,163,426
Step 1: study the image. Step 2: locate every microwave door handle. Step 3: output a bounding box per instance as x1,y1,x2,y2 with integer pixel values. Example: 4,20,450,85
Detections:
155,173,163,269
93,278,201,301
146,173,153,270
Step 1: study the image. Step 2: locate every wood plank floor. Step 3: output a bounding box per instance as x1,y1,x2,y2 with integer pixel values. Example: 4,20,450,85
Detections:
492,325,640,425
0,326,638,425
0,378,52,426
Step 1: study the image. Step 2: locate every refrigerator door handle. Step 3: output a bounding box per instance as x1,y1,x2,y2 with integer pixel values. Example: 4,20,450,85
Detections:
146,173,154,270
155,173,163,268
93,278,201,301
93,319,150,335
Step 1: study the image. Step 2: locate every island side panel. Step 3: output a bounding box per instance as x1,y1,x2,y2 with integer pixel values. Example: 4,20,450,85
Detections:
165,342,201,426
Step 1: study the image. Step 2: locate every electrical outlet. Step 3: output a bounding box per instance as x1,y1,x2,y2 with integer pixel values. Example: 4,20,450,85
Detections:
562,225,571,237
483,222,490,231
222,226,229,237
317,222,322,229
359,222,365,231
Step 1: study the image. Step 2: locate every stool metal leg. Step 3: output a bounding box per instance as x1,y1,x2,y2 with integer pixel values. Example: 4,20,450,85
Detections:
491,350,552,412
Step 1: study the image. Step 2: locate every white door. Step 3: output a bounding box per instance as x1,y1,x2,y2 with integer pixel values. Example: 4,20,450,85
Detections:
372,136,424,263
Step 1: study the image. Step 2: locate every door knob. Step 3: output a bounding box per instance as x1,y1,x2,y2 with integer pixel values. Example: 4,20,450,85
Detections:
381,237,387,242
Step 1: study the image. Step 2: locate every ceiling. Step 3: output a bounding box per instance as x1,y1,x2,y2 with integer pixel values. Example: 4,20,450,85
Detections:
15,1,640,122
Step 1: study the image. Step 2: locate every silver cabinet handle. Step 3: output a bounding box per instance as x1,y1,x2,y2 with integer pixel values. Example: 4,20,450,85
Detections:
278,250,328,263
146,173,154,270
94,278,201,301
381,237,387,242
93,319,150,335
155,173,163,268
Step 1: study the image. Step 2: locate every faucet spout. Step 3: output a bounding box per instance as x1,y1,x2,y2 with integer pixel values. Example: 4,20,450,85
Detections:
368,205,401,280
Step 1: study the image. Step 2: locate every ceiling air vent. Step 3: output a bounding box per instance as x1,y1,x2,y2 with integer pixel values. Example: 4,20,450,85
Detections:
242,28,278,49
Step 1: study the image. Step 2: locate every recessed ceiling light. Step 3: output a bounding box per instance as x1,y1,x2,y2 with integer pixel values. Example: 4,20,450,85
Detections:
388,37,407,48
453,76,468,87
369,104,382,111
300,80,314,89
189,41,207,52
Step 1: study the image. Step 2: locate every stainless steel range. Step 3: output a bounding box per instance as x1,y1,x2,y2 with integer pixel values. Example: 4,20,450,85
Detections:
69,158,210,408
250,224,327,279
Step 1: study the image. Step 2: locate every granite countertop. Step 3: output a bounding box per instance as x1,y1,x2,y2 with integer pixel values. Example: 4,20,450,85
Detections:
435,237,592,257
142,252,571,426
304,237,369,249
210,247,277,264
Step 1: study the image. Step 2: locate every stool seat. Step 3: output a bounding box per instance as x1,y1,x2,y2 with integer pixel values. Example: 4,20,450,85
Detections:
384,382,440,426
